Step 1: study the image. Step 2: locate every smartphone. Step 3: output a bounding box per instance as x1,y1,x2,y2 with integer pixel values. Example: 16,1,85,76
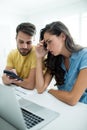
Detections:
3,70,23,81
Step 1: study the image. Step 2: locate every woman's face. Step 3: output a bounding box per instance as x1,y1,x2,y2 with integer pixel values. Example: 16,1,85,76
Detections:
44,32,66,56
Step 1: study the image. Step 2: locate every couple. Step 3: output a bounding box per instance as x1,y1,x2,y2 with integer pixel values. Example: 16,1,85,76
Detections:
2,21,87,106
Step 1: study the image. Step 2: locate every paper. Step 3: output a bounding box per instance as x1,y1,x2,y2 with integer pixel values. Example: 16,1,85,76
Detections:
14,86,37,98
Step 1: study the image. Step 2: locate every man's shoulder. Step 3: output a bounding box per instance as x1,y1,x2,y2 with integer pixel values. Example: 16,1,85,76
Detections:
30,45,36,54
32,45,36,51
27,45,36,59
8,49,19,57
9,48,18,53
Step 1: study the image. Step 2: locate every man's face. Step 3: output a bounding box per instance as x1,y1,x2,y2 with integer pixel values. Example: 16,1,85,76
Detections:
16,31,33,56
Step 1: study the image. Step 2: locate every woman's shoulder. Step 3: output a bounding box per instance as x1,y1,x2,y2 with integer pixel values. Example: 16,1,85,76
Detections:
80,47,87,52
77,48,87,60
71,48,87,61
76,48,87,55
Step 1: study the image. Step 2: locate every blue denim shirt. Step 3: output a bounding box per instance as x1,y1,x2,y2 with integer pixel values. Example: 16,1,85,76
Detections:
57,48,87,104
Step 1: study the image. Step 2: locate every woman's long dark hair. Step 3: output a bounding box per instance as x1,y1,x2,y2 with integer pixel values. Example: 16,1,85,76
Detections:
40,21,83,86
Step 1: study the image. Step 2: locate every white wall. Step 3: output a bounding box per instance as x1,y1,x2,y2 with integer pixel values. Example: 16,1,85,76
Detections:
0,25,11,76
0,0,87,76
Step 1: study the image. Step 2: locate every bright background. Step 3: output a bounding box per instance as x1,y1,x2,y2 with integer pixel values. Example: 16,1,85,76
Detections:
0,0,87,76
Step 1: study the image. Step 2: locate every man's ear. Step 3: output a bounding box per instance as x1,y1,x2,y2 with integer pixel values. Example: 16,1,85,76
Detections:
15,34,17,40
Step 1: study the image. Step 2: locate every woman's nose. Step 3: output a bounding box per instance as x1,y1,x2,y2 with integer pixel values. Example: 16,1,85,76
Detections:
46,45,50,51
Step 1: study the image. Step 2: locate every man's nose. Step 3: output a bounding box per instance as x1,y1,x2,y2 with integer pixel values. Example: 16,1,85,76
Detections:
23,43,27,48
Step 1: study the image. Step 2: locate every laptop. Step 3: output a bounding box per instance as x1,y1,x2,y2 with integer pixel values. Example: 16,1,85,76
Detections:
0,84,60,130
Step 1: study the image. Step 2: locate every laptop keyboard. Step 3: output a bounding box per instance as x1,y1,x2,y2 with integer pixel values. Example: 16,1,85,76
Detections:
21,108,44,129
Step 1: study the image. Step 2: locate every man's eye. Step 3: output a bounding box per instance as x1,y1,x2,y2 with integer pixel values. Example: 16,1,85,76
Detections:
18,40,24,44
20,41,24,44
27,41,32,44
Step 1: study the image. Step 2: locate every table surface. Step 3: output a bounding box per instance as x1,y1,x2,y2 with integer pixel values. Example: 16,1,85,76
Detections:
0,78,87,130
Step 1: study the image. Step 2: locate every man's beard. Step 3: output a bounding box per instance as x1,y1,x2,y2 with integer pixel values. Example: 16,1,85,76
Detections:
18,48,32,56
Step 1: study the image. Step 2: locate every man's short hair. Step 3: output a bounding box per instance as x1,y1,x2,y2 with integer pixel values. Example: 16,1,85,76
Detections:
16,22,36,36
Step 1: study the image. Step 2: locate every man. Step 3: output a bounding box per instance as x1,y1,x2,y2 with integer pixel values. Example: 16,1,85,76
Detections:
2,22,36,89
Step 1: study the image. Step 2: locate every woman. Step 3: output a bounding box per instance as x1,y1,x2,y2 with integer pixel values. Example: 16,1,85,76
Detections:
35,21,87,106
